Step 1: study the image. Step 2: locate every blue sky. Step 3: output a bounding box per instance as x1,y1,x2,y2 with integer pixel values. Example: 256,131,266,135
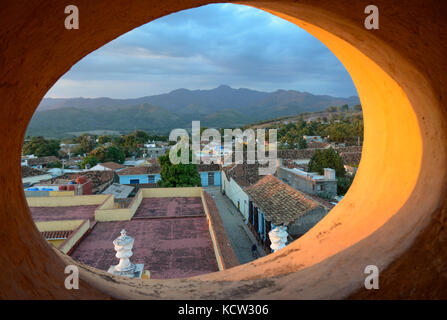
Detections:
45,4,357,99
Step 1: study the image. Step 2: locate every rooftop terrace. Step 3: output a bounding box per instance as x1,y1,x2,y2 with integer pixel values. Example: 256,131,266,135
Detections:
28,188,238,279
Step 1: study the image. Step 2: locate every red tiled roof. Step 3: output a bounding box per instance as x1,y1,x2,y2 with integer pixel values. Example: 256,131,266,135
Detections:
100,162,125,170
244,175,321,225
339,152,362,166
117,165,161,176
21,166,48,178
40,230,73,239
40,171,114,193
27,156,59,166
222,163,266,187
307,141,331,149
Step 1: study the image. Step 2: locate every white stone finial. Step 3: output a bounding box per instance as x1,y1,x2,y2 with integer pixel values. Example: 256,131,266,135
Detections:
108,229,145,278
112,229,136,274
269,226,288,252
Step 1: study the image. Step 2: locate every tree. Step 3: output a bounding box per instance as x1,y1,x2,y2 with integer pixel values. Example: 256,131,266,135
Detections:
157,150,201,187
113,130,149,157
337,175,355,196
98,135,112,144
46,161,62,168
23,136,60,157
72,134,97,155
89,145,125,164
298,137,308,149
133,130,149,143
308,148,346,178
80,155,99,169
326,106,339,112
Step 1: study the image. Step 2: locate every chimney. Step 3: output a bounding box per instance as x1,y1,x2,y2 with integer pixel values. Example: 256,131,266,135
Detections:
324,168,336,180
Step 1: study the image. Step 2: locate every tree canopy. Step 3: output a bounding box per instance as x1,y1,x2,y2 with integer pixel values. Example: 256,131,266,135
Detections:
308,148,346,178
157,150,201,187
72,134,97,155
23,136,60,157
80,155,99,169
89,145,125,164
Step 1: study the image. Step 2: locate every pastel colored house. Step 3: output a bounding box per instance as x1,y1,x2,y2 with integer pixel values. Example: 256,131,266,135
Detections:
117,166,161,185
197,164,221,187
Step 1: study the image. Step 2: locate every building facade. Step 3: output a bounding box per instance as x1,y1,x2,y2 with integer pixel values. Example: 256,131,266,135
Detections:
277,167,337,197
117,166,161,185
197,164,221,187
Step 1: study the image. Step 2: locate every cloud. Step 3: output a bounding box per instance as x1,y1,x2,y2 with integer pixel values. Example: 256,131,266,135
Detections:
45,4,357,98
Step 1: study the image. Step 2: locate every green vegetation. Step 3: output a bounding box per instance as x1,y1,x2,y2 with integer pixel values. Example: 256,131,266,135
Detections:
80,155,99,169
46,161,62,168
23,136,60,157
72,134,97,155
112,130,150,157
28,86,359,137
97,135,112,144
89,145,125,164
337,175,355,196
308,148,346,178
308,148,356,196
274,113,363,147
157,150,201,187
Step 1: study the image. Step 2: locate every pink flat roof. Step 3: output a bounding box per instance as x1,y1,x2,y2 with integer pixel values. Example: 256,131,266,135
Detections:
30,205,97,221
71,217,219,279
70,197,219,279
133,197,205,218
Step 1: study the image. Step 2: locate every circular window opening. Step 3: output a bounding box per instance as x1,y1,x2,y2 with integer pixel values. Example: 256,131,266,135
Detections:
5,0,445,300
21,3,363,281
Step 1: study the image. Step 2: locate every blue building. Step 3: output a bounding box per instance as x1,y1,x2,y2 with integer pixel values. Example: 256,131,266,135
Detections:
197,164,221,187
117,166,161,185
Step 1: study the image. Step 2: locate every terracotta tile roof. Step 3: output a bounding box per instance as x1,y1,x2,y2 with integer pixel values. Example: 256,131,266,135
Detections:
222,163,266,187
339,152,362,166
277,149,316,160
40,171,114,192
336,146,363,153
307,141,331,149
100,162,125,170
40,230,73,239
27,156,59,166
117,165,161,176
244,175,321,225
21,166,48,178
299,191,336,211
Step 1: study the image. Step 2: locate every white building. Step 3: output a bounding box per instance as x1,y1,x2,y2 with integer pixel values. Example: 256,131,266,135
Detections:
89,162,125,172
221,163,264,221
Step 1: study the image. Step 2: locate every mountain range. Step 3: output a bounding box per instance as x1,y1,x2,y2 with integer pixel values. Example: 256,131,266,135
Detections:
29,85,360,137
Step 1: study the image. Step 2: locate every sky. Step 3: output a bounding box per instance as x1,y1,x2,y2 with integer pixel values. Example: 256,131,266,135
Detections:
45,4,358,99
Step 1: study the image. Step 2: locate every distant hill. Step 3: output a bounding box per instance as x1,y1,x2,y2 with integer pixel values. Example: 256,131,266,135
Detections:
29,85,359,137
